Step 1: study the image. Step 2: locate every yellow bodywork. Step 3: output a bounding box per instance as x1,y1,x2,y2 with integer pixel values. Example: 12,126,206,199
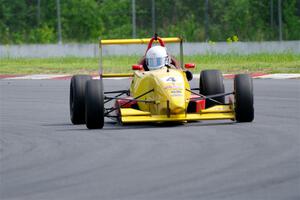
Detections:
116,67,235,123
130,67,190,115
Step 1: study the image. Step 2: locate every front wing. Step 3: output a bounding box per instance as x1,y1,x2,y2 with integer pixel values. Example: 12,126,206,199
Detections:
119,105,235,123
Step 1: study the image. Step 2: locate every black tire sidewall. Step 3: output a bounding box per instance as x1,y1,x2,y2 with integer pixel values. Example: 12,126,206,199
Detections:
200,69,225,108
70,75,92,124
234,74,254,122
85,79,104,129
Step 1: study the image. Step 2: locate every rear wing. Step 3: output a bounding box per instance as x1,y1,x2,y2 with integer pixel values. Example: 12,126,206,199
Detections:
99,37,184,78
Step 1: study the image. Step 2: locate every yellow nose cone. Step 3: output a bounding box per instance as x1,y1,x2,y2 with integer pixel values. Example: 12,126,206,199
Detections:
171,106,185,114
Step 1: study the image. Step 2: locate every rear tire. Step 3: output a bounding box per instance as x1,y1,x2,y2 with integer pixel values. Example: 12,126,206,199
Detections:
200,70,225,108
85,79,104,129
234,74,254,122
70,75,92,124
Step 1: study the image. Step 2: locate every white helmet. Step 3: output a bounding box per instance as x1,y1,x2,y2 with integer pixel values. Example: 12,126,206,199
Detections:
146,46,170,70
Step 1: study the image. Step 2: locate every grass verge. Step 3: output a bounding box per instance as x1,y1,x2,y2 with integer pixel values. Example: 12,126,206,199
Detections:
0,53,299,75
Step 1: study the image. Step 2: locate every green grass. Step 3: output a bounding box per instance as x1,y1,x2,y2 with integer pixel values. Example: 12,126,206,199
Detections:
0,53,299,75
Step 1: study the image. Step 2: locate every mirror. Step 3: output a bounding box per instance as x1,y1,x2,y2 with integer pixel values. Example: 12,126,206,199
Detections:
184,63,196,69
132,64,143,71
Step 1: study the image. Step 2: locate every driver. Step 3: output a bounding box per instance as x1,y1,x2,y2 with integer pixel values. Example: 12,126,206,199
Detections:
145,46,170,70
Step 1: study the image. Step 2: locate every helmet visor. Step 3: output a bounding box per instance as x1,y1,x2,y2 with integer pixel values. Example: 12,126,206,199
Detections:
147,56,169,69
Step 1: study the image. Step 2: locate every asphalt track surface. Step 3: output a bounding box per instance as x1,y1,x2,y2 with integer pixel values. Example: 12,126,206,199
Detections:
0,78,299,200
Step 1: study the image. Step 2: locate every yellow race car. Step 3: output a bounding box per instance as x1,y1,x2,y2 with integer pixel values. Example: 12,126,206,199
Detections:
69,36,254,129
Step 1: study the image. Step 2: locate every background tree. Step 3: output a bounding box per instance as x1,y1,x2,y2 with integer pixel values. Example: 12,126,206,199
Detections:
0,0,299,44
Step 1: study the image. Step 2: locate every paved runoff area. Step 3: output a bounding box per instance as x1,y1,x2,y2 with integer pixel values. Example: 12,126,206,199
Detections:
0,78,299,200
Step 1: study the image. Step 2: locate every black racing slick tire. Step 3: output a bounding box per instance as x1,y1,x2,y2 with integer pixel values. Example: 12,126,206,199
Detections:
200,69,225,108
70,75,92,124
234,74,254,122
85,79,104,129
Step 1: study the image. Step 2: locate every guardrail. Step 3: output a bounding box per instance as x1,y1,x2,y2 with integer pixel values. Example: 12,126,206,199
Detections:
0,41,299,58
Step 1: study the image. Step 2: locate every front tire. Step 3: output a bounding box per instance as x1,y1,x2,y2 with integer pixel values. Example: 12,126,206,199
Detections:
200,70,225,108
85,79,104,129
70,75,92,124
234,74,254,122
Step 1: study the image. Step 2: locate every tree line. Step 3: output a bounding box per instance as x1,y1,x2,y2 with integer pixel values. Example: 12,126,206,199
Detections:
0,0,299,44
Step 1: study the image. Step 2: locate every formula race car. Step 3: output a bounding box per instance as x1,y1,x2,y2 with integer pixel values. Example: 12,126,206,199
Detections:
69,35,254,129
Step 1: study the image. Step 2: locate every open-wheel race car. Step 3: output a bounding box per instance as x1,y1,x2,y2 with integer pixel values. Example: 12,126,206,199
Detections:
69,35,254,129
